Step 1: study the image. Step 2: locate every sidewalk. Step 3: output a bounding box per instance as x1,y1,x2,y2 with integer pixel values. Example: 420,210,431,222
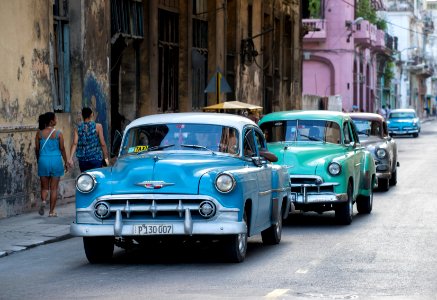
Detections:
0,200,76,258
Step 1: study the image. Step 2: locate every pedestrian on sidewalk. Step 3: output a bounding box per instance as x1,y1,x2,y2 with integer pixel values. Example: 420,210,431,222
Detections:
35,112,69,217
68,107,109,172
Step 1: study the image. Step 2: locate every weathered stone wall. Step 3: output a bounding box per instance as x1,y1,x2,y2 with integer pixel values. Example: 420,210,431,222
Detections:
0,1,76,218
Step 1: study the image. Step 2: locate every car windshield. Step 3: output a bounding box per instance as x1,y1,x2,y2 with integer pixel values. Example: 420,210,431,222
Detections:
353,119,381,138
119,123,239,156
261,120,341,144
389,112,416,119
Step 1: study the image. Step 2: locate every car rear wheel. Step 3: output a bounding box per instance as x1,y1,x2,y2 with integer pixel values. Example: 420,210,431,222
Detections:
378,177,390,191
224,211,248,263
83,237,114,264
261,205,283,245
357,181,373,214
389,168,397,186
335,182,353,225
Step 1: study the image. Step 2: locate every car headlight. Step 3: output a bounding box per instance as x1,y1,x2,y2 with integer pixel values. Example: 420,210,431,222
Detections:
76,173,96,193
328,162,341,176
215,173,236,193
376,148,387,159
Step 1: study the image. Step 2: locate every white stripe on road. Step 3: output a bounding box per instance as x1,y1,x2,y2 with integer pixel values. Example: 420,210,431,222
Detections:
265,289,290,298
295,268,308,274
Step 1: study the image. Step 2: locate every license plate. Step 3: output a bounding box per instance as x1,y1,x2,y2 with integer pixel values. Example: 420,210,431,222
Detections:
133,224,173,235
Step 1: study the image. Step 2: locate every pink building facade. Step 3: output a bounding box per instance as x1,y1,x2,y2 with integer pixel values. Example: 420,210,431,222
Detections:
302,0,394,112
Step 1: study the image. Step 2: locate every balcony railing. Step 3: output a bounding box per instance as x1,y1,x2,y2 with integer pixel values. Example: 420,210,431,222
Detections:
302,19,327,42
354,20,377,46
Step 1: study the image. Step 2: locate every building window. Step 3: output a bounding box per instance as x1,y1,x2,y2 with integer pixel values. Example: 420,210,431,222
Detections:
192,4,208,111
111,0,144,39
158,9,179,112
53,0,70,112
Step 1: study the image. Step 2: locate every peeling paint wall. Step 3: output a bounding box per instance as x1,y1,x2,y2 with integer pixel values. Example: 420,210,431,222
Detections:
0,1,76,218
0,1,53,218
81,0,110,145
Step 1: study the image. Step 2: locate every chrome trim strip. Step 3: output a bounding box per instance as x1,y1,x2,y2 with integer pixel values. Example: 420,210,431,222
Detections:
259,190,272,196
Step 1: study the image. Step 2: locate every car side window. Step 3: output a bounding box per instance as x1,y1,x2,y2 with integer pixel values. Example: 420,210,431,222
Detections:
343,122,351,144
382,121,389,137
243,128,256,157
349,121,360,144
253,129,266,153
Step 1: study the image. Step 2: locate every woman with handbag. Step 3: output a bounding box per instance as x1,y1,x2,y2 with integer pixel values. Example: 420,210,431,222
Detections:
35,112,68,217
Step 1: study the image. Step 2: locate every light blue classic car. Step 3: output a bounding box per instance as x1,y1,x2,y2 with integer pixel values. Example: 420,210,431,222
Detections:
387,108,421,137
71,113,291,263
259,110,377,225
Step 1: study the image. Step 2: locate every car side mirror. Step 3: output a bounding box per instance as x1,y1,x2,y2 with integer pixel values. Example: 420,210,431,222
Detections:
259,150,278,162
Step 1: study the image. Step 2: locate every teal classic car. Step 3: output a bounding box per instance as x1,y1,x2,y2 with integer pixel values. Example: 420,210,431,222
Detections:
259,110,377,225
387,108,421,138
70,113,291,263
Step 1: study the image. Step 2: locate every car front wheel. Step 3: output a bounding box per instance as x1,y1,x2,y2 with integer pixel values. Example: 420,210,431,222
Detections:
224,211,248,263
335,182,353,225
83,237,114,264
261,205,283,245
357,181,373,214
389,168,397,186
378,177,390,191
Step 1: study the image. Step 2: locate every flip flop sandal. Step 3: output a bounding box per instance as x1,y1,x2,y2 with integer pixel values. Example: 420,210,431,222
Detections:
48,212,57,217
38,201,46,216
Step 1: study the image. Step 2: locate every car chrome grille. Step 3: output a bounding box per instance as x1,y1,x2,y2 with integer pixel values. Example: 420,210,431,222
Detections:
290,175,336,193
93,196,215,221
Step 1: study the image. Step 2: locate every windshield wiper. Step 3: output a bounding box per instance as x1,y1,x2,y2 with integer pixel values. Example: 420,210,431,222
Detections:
299,133,323,142
180,144,216,153
136,144,175,154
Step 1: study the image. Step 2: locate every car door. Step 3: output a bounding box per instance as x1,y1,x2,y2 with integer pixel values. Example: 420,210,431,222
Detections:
383,120,397,171
344,120,362,197
243,127,273,230
349,120,366,196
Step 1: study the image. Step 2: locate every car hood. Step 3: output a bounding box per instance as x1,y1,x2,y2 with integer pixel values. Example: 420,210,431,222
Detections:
388,118,417,125
268,142,345,175
359,136,383,148
107,152,242,195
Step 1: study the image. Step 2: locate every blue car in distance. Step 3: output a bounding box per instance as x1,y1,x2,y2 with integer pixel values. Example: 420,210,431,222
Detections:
70,112,291,263
387,108,421,138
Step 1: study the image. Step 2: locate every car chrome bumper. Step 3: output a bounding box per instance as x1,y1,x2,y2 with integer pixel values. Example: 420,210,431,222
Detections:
71,207,245,237
71,220,246,237
71,194,249,237
389,129,419,135
376,171,391,179
290,192,348,204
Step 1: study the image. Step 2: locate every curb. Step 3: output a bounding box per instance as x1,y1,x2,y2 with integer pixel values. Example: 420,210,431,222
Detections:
0,233,73,259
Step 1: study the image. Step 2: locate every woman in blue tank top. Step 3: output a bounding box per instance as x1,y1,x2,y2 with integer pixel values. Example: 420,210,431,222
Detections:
35,112,68,217
68,107,109,172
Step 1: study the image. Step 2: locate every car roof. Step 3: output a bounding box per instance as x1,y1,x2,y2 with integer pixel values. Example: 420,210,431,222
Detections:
349,112,384,122
389,108,416,113
259,110,349,124
125,112,258,132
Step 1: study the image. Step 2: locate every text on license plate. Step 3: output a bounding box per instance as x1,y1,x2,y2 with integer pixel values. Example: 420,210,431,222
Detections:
133,224,173,235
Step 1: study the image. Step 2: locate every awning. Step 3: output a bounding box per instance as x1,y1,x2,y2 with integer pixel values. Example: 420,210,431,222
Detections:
203,101,263,111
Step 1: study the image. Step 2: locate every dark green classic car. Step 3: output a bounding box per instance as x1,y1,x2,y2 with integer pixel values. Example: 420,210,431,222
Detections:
259,110,377,225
